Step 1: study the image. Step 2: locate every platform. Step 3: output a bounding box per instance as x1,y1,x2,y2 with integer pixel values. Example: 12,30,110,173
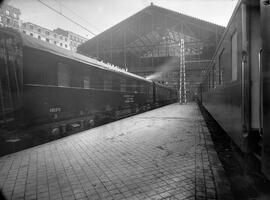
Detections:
0,103,232,200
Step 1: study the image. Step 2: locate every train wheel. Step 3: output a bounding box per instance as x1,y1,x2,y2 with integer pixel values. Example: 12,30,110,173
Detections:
51,127,60,137
89,119,95,127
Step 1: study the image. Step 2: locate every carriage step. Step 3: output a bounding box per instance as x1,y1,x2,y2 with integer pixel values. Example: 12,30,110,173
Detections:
5,137,21,143
65,123,81,132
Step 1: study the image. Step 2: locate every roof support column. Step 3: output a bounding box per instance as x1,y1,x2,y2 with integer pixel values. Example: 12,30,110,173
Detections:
124,28,127,69
165,15,168,56
110,32,113,63
96,37,99,59
179,39,186,104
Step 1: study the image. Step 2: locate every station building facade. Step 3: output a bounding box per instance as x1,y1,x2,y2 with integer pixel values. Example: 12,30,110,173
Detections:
21,22,70,50
0,4,21,29
21,23,87,51
53,28,87,52
1,4,87,52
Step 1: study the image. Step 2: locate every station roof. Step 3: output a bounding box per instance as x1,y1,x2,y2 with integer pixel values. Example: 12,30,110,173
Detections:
78,4,225,59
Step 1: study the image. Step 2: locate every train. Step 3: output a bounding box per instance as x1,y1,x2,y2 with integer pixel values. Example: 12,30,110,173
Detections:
0,27,178,154
198,0,270,180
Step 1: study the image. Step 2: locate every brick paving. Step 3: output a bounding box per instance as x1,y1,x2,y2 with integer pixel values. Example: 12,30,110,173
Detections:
0,103,232,200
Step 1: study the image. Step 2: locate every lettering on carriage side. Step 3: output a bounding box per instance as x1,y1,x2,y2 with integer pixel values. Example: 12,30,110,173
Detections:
49,108,61,113
123,94,134,103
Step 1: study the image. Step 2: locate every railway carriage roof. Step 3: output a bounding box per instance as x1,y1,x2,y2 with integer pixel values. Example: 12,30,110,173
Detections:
20,33,151,83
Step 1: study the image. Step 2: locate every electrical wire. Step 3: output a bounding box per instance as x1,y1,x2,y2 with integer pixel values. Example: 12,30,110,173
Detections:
53,0,100,33
37,0,96,36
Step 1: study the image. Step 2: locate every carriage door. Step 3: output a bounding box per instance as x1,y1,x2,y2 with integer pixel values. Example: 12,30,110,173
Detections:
245,4,262,159
250,6,261,132
241,3,261,153
261,0,270,180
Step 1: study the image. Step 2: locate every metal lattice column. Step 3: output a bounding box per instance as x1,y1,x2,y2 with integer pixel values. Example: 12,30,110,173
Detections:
179,39,186,104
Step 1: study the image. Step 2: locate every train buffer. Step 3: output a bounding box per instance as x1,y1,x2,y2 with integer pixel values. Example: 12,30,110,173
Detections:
0,103,232,200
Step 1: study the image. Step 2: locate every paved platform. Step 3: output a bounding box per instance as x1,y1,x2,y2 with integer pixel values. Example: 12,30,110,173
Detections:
0,103,232,200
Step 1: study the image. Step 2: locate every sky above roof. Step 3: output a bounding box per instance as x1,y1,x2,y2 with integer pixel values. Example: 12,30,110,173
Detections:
6,0,238,39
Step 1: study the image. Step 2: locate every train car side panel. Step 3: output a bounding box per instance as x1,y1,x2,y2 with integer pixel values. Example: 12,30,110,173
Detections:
202,3,245,151
261,0,270,180
21,45,158,135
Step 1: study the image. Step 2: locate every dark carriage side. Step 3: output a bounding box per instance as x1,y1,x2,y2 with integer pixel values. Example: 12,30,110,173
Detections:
153,82,178,107
21,34,156,138
0,28,177,154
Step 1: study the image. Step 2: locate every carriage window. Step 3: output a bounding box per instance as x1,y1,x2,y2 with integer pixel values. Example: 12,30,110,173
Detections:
58,63,70,87
70,66,82,88
136,83,141,93
231,31,238,81
218,49,224,85
149,85,153,95
91,73,103,89
214,63,219,87
140,84,145,93
120,79,126,92
112,77,120,91
212,65,215,88
84,76,90,89
132,81,137,93
104,75,112,90
208,72,211,90
127,80,134,92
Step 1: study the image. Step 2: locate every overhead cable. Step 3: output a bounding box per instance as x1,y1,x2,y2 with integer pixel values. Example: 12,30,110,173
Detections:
53,0,100,33
37,0,97,36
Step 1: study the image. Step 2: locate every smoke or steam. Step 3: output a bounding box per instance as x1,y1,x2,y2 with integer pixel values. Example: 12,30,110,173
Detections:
145,57,179,80
146,72,162,80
